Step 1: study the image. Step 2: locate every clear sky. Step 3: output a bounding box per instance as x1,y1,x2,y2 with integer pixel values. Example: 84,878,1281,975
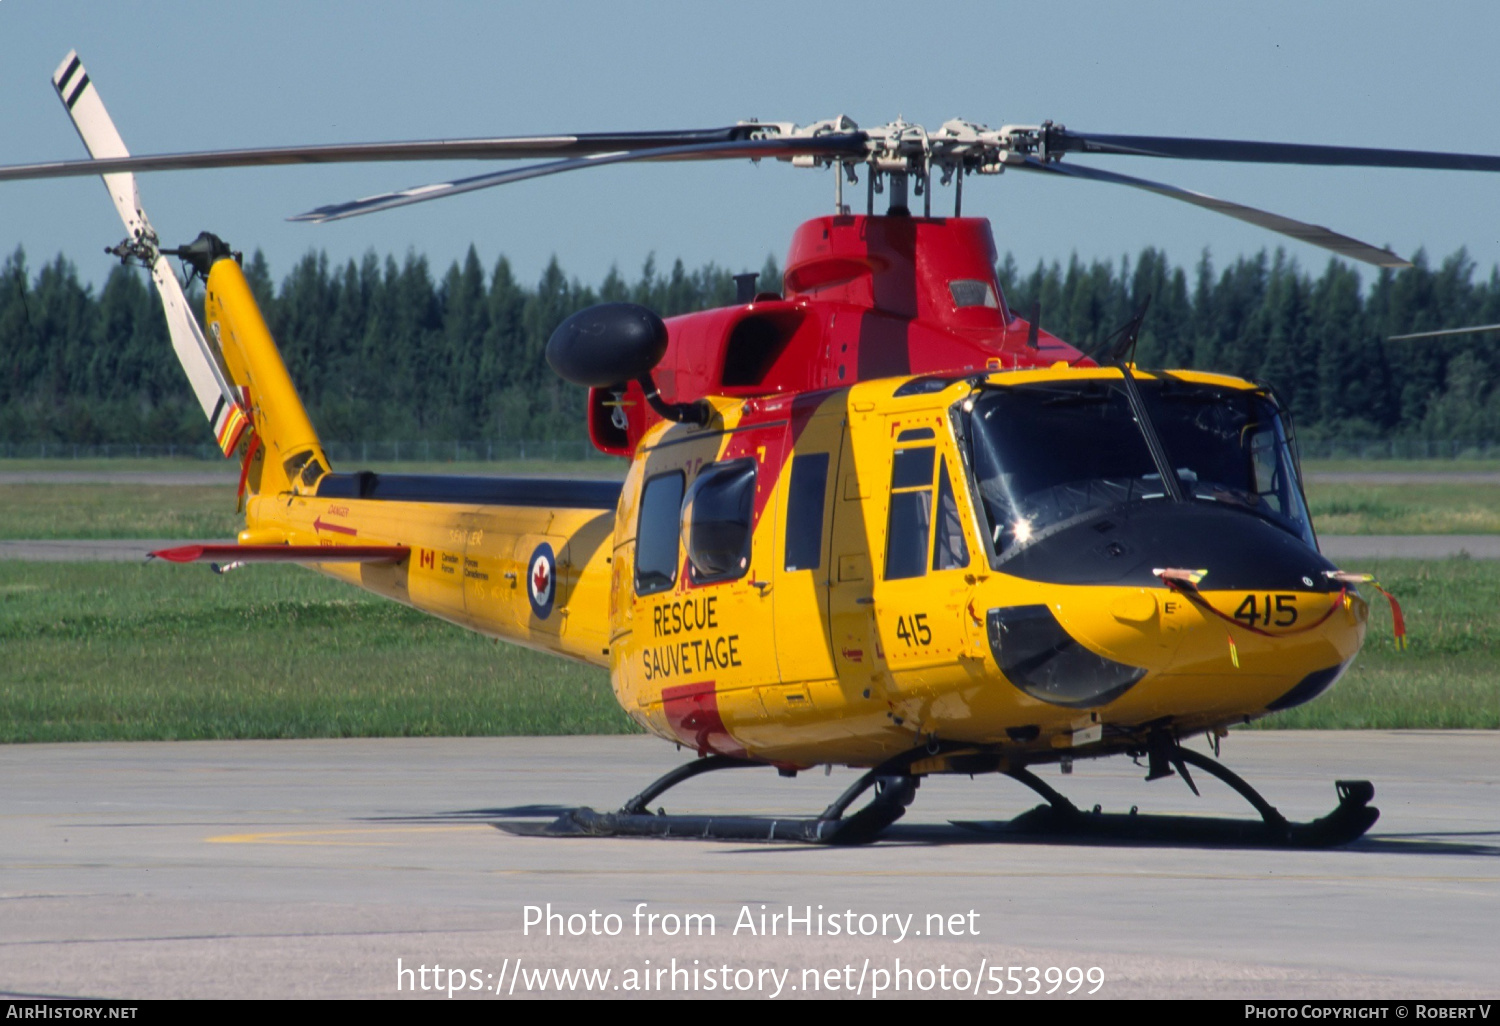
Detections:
5,1,1500,293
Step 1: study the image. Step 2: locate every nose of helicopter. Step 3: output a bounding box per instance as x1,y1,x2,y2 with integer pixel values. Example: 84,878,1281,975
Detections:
983,502,1369,721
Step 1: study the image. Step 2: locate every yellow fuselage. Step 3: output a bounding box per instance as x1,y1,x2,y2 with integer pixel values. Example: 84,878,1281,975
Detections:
243,371,1366,770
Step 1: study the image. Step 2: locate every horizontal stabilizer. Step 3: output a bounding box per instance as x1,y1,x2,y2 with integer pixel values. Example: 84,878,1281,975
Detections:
150,544,410,564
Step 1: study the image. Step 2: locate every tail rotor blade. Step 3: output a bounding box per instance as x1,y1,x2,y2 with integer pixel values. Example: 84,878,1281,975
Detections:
52,51,251,456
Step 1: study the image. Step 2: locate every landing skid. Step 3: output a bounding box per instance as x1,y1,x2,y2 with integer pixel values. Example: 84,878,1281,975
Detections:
503,742,1378,848
506,752,922,846
961,758,1378,849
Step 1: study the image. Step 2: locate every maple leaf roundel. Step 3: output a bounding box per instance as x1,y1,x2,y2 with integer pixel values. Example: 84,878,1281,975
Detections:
527,542,556,620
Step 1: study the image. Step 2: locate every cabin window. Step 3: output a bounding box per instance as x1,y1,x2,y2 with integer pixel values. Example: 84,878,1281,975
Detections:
933,457,969,571
682,460,757,583
635,471,684,595
784,453,830,572
949,279,999,309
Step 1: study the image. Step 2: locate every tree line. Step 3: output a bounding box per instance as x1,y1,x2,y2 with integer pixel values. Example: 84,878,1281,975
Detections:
3,243,1499,446
997,248,1500,442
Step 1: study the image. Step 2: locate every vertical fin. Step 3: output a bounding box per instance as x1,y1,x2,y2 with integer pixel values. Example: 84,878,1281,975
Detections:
51,51,250,457
205,257,330,496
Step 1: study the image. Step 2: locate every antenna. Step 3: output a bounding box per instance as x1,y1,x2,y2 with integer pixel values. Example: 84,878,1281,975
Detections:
733,272,759,304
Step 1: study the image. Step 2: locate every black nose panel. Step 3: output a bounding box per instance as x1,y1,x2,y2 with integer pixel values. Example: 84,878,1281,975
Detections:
1267,660,1351,712
995,502,1339,590
987,605,1146,709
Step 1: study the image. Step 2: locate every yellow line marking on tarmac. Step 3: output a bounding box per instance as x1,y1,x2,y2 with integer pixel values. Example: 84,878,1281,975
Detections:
207,825,488,846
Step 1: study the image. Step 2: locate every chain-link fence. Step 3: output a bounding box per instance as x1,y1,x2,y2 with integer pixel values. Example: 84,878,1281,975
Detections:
0,439,612,462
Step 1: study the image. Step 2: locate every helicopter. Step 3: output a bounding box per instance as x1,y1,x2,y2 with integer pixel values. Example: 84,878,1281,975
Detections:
14,50,1486,848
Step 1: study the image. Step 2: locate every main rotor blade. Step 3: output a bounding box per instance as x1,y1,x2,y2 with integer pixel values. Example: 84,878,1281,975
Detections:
1388,323,1500,341
0,127,841,184
1016,157,1410,268
288,136,867,222
1053,130,1500,173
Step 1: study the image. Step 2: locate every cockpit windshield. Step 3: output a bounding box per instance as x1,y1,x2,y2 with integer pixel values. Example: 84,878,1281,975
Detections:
964,375,1314,557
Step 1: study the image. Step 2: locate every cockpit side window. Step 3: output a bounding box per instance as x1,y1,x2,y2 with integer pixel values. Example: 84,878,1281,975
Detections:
932,457,969,571
885,447,934,580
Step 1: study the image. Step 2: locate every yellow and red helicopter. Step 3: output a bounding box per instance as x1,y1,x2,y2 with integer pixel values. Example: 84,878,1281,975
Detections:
14,51,1487,847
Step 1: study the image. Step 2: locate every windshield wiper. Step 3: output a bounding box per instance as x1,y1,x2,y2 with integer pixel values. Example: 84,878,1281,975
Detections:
1116,365,1184,502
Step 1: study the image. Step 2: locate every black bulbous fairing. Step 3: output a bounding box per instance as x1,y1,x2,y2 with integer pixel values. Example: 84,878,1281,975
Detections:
546,302,669,388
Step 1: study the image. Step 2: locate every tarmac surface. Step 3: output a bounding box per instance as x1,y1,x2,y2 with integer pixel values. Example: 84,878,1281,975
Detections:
1,732,1496,1000
1317,534,1500,559
0,539,234,561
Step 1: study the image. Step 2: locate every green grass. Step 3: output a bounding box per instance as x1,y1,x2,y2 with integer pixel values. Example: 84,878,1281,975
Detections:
0,462,623,540
1303,481,1500,534
0,456,238,474
0,561,636,743
0,484,243,539
0,457,1494,737
11,477,1497,541
1301,457,1500,474
0,558,1492,741
1256,558,1500,729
